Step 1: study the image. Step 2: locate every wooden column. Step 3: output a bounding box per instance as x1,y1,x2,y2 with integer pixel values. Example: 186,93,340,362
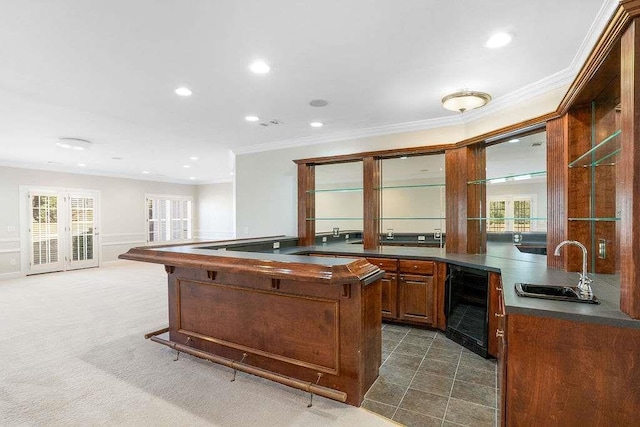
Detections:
546,116,569,269
445,145,485,254
297,163,315,246
363,157,380,250
619,18,640,318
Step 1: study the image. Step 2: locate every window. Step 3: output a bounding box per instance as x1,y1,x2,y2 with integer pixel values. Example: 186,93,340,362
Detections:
147,195,192,242
487,196,535,232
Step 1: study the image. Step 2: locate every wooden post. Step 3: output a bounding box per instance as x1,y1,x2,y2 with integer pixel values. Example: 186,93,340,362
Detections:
297,163,315,246
363,157,380,250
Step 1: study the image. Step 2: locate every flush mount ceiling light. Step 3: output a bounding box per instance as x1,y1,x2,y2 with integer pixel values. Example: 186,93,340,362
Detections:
441,91,491,113
189,156,199,161
56,137,92,150
245,115,260,122
486,32,513,49
175,87,192,96
249,60,270,74
309,99,328,107
310,121,324,128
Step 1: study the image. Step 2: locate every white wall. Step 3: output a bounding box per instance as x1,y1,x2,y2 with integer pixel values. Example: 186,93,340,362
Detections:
0,166,197,277
196,182,235,240
236,87,566,238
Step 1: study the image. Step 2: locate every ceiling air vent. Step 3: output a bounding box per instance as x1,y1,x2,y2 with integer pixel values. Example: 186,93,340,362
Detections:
260,119,282,127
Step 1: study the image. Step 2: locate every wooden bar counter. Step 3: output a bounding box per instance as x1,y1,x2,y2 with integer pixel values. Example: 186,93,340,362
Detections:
119,245,384,406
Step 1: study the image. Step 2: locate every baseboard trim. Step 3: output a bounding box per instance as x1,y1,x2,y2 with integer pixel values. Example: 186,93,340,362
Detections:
0,271,25,280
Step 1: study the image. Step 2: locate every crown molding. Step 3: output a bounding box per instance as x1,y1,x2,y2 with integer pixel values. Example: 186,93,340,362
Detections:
233,1,617,156
233,115,464,155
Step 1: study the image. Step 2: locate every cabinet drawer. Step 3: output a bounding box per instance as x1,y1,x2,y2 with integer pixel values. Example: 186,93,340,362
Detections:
399,259,434,275
367,257,398,272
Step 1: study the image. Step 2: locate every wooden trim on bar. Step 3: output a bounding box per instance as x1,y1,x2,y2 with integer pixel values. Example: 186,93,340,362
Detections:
546,116,569,269
558,5,629,114
363,157,380,250
619,19,640,318
297,163,315,246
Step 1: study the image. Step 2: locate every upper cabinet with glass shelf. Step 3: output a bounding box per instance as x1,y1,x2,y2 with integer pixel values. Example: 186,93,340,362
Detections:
379,155,446,247
311,161,364,236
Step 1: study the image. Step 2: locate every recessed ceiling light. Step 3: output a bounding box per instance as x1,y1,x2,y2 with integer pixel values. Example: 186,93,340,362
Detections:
249,60,270,74
142,171,150,174
189,156,199,161
486,32,513,48
189,177,196,180
183,165,191,168
77,163,86,167
175,87,192,96
111,156,123,160
245,115,260,122
309,99,328,107
56,137,92,150
508,138,520,143
310,121,324,128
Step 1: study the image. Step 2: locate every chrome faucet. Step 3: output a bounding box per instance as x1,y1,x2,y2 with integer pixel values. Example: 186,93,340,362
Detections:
553,240,593,297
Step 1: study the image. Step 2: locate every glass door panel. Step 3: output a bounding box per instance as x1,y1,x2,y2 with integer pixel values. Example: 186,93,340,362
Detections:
68,192,98,269
30,192,63,273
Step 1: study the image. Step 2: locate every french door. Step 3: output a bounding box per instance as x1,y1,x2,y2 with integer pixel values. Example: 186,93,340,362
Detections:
28,189,99,274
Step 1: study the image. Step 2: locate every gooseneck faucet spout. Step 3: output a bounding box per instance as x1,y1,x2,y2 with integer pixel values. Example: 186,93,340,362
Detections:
554,240,593,297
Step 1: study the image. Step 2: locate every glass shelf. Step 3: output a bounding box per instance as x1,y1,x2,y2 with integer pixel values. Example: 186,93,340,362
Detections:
467,217,548,221
379,217,446,220
568,129,621,168
568,217,620,221
379,183,445,190
467,170,547,185
307,187,363,193
306,217,363,221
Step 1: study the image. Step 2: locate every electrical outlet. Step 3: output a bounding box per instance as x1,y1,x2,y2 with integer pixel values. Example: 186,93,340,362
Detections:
418,235,426,241
345,234,350,240
217,247,227,252
243,226,249,234
273,242,280,249
434,229,442,239
10,259,16,265
7,225,16,232
322,236,327,243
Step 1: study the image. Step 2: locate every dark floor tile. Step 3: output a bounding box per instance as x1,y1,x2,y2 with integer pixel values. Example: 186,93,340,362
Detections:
417,358,458,377
460,351,497,373
383,339,400,353
430,336,465,351
407,328,437,338
383,329,407,343
361,399,396,419
378,364,417,388
365,378,407,407
383,323,412,333
394,341,429,358
409,370,453,397
455,365,496,388
401,334,434,350
393,408,442,427
398,388,449,419
426,346,462,363
444,397,496,427
451,380,496,408
384,353,424,372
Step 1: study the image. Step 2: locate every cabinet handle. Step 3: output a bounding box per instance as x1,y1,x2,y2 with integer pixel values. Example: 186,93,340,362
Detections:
495,313,504,318
496,329,505,338
496,286,503,293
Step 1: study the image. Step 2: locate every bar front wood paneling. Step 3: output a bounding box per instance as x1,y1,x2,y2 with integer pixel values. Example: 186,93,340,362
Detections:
120,246,384,406
620,19,640,318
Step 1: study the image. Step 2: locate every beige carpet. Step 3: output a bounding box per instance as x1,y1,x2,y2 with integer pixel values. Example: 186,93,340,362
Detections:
0,261,395,426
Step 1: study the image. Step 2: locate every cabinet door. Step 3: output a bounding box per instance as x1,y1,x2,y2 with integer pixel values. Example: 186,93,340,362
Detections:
381,273,398,319
398,274,434,325
487,272,503,358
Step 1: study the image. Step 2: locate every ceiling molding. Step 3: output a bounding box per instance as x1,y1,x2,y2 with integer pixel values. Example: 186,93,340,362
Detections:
233,115,464,155
234,1,617,157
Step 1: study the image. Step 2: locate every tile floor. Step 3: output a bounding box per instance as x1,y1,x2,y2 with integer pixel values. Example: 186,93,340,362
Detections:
363,323,497,427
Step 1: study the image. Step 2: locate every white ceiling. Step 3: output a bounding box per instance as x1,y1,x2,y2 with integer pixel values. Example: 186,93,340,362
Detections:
0,1,612,183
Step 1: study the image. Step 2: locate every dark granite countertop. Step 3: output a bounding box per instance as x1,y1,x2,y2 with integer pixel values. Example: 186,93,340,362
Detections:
149,237,639,329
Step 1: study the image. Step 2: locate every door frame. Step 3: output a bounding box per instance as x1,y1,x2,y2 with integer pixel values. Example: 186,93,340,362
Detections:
20,186,101,274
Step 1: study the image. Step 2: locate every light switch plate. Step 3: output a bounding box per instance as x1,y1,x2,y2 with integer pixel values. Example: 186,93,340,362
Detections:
345,234,350,240
273,242,280,249
418,235,426,241
322,236,327,242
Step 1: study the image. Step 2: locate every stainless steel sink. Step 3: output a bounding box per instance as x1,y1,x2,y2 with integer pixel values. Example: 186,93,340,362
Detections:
515,283,600,304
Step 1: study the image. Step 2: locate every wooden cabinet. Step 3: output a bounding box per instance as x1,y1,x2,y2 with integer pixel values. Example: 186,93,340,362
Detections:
487,272,503,358
398,273,434,325
367,257,398,320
